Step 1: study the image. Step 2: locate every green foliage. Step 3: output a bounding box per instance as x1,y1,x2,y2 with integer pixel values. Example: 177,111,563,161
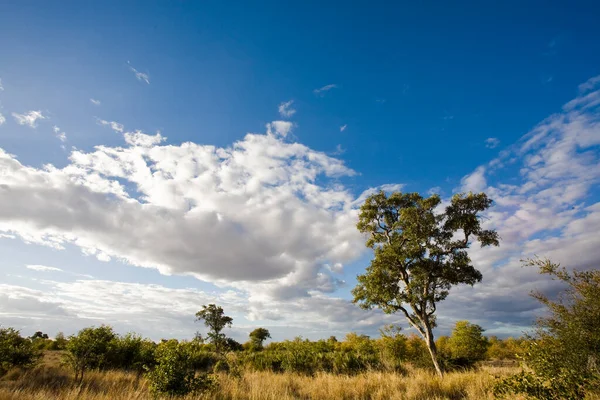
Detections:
145,340,217,397
445,320,489,368
495,258,600,399
195,304,233,354
486,336,526,360
352,191,499,375
65,325,117,382
0,328,41,376
109,333,156,372
248,328,271,350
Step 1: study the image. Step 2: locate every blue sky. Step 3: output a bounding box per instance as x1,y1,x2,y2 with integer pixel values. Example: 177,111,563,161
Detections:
0,1,599,342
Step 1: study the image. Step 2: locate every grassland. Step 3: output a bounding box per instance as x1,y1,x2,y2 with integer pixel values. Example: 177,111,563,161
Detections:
0,351,525,400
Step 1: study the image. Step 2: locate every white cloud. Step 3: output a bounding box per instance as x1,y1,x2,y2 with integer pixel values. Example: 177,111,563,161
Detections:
460,165,487,192
266,120,294,137
449,74,600,335
12,110,46,128
331,144,345,155
96,118,124,133
0,122,364,304
0,113,5,126
278,100,296,118
90,98,101,106
0,78,3,91
124,130,166,147
128,62,150,84
340,124,347,132
25,264,63,272
485,137,500,148
314,84,337,96
53,126,67,142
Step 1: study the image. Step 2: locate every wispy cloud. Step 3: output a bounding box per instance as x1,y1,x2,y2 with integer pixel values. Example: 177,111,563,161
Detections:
0,78,4,91
0,113,5,126
340,124,347,132
12,110,46,128
331,144,346,155
90,98,101,106
314,84,338,96
278,100,296,118
485,137,500,149
26,264,63,272
53,126,67,142
96,118,124,133
127,62,150,84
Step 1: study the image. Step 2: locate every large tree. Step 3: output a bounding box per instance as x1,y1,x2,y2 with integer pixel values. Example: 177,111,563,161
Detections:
352,191,499,376
195,304,233,354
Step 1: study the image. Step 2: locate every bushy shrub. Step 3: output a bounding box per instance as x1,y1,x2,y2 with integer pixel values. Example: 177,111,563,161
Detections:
0,328,41,376
495,258,600,399
145,340,217,396
109,333,156,373
65,325,117,382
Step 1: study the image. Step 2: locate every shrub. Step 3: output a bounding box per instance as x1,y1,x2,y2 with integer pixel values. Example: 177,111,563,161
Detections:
65,325,116,383
0,328,41,376
145,340,217,396
495,258,600,399
109,333,156,373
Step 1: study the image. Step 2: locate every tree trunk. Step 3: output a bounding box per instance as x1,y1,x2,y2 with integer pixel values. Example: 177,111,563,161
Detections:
424,327,444,377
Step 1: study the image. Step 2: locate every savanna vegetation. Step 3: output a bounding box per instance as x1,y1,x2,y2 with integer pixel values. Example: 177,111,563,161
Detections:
0,191,598,399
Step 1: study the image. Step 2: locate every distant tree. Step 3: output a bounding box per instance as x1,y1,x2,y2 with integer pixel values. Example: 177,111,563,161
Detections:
446,320,489,368
249,328,271,350
30,331,49,340
195,304,233,354
0,328,41,375
52,332,68,350
352,191,499,376
496,258,600,399
65,325,116,383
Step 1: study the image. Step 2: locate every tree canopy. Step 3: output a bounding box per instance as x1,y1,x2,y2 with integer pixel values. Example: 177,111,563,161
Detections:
352,191,499,375
195,304,233,354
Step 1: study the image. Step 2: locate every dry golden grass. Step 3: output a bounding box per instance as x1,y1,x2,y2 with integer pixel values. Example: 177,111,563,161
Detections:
0,362,526,400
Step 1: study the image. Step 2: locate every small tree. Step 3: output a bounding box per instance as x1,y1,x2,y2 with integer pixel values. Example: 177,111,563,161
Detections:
352,191,499,376
65,325,116,383
195,304,233,354
496,258,600,399
249,328,271,350
0,328,41,376
446,320,489,368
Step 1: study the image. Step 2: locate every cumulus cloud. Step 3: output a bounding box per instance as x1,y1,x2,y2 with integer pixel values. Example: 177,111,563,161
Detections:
485,137,500,148
128,62,150,84
278,100,296,118
124,130,166,147
12,111,45,128
314,84,338,96
266,121,294,137
90,98,101,106
0,122,382,305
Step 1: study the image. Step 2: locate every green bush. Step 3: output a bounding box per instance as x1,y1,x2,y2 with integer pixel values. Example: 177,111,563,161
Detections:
0,328,41,375
145,340,217,396
495,258,600,399
65,325,117,382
